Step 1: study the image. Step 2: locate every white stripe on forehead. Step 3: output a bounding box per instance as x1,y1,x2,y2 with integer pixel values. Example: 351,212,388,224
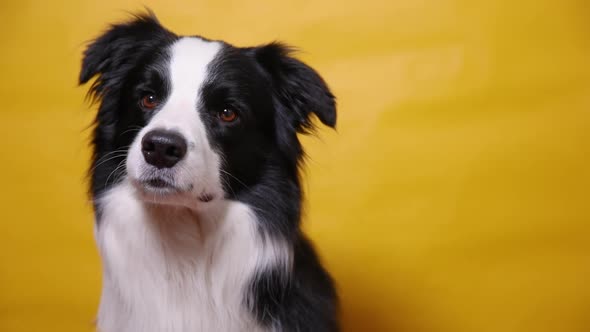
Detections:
133,36,224,209
168,37,221,103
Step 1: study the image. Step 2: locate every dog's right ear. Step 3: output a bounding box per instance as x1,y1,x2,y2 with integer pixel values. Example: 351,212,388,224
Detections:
79,12,174,99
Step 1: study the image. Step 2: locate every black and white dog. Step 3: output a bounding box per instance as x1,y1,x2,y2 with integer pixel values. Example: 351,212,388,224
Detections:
79,12,338,332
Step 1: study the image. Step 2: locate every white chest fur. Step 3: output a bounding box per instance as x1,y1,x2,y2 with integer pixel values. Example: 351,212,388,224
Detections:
95,181,288,332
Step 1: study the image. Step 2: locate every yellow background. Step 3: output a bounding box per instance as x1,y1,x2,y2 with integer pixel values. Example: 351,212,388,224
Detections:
1,1,589,331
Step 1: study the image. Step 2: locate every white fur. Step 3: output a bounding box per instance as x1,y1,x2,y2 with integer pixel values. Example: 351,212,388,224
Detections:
126,37,224,208
96,181,290,332
95,37,292,332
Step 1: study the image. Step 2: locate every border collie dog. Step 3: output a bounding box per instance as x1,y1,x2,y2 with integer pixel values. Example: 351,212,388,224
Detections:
79,12,338,332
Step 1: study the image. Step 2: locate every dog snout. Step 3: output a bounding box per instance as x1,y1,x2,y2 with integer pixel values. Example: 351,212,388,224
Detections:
141,130,187,169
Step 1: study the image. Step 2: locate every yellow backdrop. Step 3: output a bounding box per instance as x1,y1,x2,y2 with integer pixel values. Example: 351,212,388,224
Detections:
1,0,589,331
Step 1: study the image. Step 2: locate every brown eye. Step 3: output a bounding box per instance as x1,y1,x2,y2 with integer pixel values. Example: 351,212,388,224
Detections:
219,109,237,122
141,94,159,109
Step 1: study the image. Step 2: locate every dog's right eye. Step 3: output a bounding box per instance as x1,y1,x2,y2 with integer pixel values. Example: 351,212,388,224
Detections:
140,94,159,110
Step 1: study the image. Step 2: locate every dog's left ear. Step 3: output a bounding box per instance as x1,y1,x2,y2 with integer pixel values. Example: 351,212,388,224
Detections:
253,42,337,132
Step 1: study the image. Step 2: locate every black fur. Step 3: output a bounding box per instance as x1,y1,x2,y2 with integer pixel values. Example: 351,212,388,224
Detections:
80,12,338,331
80,14,178,203
249,235,339,331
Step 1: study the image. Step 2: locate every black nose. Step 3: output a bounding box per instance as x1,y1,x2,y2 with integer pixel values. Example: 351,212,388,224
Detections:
141,130,187,169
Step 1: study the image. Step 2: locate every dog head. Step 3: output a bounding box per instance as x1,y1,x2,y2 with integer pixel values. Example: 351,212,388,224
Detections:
80,13,336,210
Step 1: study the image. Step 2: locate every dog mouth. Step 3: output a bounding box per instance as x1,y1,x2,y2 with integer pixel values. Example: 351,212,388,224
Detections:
141,177,180,191
133,177,216,204
145,178,175,189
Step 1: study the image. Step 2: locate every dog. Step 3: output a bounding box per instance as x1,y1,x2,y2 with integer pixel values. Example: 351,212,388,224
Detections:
79,12,338,332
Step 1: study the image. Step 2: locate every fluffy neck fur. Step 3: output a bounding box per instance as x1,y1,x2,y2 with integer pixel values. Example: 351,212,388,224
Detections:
95,180,292,332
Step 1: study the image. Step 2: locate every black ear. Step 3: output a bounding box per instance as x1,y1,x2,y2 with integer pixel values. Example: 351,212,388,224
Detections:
254,42,337,132
79,12,175,99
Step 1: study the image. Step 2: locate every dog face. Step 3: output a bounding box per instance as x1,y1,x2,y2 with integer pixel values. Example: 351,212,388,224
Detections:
80,14,336,210
125,38,225,208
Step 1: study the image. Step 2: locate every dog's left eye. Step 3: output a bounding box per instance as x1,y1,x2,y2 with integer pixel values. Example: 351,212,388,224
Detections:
140,94,159,109
218,109,238,122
